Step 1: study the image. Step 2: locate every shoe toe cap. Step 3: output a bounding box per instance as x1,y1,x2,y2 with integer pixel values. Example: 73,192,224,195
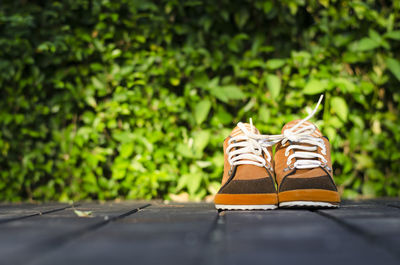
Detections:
279,175,337,192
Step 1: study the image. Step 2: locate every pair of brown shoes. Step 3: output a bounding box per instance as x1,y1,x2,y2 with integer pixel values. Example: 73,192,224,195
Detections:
214,96,340,210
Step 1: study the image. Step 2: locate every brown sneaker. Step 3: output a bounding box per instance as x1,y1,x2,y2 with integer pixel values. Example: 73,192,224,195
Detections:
214,121,278,210
273,96,340,208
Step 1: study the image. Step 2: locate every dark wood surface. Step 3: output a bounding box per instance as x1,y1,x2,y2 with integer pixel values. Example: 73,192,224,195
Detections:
0,200,399,265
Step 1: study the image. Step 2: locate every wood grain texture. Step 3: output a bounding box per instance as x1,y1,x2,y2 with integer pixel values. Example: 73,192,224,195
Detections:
0,200,399,265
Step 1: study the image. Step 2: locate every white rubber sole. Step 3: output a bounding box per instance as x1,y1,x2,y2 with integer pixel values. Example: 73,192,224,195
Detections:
279,201,339,208
215,204,278,210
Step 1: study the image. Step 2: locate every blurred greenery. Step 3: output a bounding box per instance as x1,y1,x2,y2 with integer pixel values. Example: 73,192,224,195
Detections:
0,0,399,202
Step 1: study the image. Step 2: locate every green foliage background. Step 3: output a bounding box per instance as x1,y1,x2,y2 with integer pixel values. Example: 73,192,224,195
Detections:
1,0,400,201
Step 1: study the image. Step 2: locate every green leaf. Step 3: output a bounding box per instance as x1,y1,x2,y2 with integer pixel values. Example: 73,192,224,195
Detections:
263,1,273,13
192,130,210,153
303,79,327,95
176,174,188,191
86,96,97,108
342,189,359,199
362,181,377,197
91,76,105,90
354,154,374,170
384,30,400,40
194,100,211,125
318,0,329,7
216,107,232,124
333,78,356,93
258,106,270,123
266,59,285,70
113,131,134,143
350,38,380,52
119,143,134,158
169,77,180,86
210,85,246,102
324,126,336,142
210,89,228,102
176,144,194,158
385,58,400,81
187,173,202,195
368,29,382,44
111,49,122,58
234,10,249,29
331,96,349,122
367,29,391,49
265,74,281,99
249,75,258,84
223,85,246,100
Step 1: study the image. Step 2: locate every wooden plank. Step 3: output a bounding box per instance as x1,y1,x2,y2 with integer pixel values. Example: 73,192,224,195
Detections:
29,203,217,265
0,202,149,265
1,200,400,265
223,204,399,265
317,200,400,261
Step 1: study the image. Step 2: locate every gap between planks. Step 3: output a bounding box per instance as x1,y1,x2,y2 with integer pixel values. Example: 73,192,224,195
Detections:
200,205,400,265
196,210,227,265
0,204,78,224
24,203,151,265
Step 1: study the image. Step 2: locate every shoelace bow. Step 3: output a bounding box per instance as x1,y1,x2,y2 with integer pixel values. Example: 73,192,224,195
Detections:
226,95,327,170
226,120,273,169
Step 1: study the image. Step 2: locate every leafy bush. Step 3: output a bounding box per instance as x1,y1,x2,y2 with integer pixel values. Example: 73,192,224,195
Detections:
1,0,399,201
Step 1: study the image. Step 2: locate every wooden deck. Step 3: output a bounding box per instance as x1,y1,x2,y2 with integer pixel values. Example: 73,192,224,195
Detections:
0,200,399,265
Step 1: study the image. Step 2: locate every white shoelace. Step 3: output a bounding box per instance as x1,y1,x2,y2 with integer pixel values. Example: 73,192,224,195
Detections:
226,95,327,170
226,120,272,169
261,95,327,169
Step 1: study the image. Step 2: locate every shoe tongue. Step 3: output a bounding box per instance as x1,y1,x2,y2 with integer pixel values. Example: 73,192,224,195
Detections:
230,123,260,138
281,120,322,138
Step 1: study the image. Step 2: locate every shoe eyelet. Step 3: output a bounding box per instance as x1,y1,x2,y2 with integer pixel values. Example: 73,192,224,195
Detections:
265,164,274,172
228,166,234,176
284,164,294,172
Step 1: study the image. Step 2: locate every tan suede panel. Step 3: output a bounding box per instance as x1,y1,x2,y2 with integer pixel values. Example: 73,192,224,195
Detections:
221,137,231,186
274,142,291,185
286,168,327,179
234,164,269,180
322,137,333,171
